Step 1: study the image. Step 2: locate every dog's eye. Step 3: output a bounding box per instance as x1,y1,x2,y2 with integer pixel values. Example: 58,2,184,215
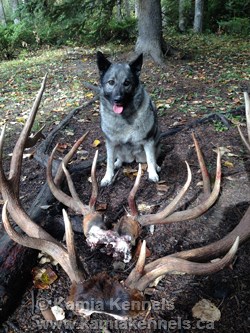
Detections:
124,80,130,86
108,80,115,86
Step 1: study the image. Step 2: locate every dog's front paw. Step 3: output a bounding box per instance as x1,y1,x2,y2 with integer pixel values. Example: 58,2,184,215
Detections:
101,174,113,187
148,171,159,183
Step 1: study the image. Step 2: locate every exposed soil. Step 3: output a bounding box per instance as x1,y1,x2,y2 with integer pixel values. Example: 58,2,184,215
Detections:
0,47,250,332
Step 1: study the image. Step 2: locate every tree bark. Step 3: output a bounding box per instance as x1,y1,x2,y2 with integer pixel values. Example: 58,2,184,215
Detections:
179,0,186,32
0,0,6,26
9,0,20,24
124,0,131,18
116,0,122,21
193,0,204,33
135,0,165,64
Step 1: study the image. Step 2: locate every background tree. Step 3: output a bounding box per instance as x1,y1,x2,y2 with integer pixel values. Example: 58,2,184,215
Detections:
9,0,20,24
178,0,186,32
0,0,6,25
135,0,166,64
193,0,204,33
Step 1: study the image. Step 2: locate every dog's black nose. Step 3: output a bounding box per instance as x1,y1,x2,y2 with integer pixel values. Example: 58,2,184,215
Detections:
114,96,123,104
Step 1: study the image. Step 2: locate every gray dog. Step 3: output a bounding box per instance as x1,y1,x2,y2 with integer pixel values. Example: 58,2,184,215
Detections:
97,51,161,186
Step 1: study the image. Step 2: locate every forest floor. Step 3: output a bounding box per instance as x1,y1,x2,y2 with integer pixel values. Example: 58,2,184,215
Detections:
0,34,250,332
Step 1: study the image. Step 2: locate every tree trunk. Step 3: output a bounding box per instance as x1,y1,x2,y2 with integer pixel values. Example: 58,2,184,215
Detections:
124,0,130,18
179,0,186,32
0,0,6,26
134,0,138,17
193,0,204,33
116,0,122,21
9,0,20,24
135,0,165,64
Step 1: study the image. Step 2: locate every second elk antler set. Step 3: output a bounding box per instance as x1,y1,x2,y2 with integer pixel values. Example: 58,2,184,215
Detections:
1,75,250,320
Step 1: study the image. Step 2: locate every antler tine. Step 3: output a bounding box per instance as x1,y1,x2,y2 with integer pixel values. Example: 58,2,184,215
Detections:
2,201,86,282
238,85,250,152
128,163,142,216
24,124,46,148
173,205,250,262
53,131,89,185
89,150,99,210
0,125,56,242
62,208,83,278
138,138,221,226
243,86,250,142
9,74,47,194
125,239,146,287
192,132,211,197
138,161,192,225
0,124,7,183
131,198,250,290
47,134,90,215
237,82,250,152
62,162,86,209
127,237,239,291
157,147,221,224
237,125,250,152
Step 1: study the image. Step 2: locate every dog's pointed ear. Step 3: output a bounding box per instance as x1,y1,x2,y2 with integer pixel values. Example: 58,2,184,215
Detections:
129,53,143,77
97,51,112,74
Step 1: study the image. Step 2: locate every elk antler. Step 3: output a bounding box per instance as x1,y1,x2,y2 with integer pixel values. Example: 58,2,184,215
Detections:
237,81,250,152
0,74,55,242
1,77,248,321
125,236,239,291
47,136,105,237
134,133,221,226
0,76,134,319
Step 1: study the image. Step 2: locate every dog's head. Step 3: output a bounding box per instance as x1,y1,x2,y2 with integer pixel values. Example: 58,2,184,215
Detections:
96,51,143,114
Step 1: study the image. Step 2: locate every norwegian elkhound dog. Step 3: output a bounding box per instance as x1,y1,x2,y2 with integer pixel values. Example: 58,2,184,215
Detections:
96,51,161,186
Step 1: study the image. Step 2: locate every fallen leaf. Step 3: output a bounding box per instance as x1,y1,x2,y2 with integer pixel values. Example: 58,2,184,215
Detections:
85,92,94,98
16,116,27,123
227,152,239,157
213,146,231,157
77,149,89,160
92,139,101,147
123,167,139,179
23,153,34,159
32,266,58,289
223,161,234,168
192,299,221,322
65,129,74,136
57,143,68,152
96,202,107,211
137,203,153,212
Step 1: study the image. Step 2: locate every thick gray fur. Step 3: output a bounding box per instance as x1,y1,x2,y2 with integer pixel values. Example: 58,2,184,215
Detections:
97,51,161,186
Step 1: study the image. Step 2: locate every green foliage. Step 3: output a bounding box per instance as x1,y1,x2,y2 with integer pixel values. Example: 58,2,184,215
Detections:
0,0,138,59
163,0,250,34
218,17,250,36
213,120,229,132
107,17,137,42
0,22,35,60
1,0,250,60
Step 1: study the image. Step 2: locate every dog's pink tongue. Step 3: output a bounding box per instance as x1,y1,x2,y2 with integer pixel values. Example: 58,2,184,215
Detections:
113,104,123,114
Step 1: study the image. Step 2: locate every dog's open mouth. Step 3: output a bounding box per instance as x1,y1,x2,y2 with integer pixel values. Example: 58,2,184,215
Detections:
113,104,123,114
